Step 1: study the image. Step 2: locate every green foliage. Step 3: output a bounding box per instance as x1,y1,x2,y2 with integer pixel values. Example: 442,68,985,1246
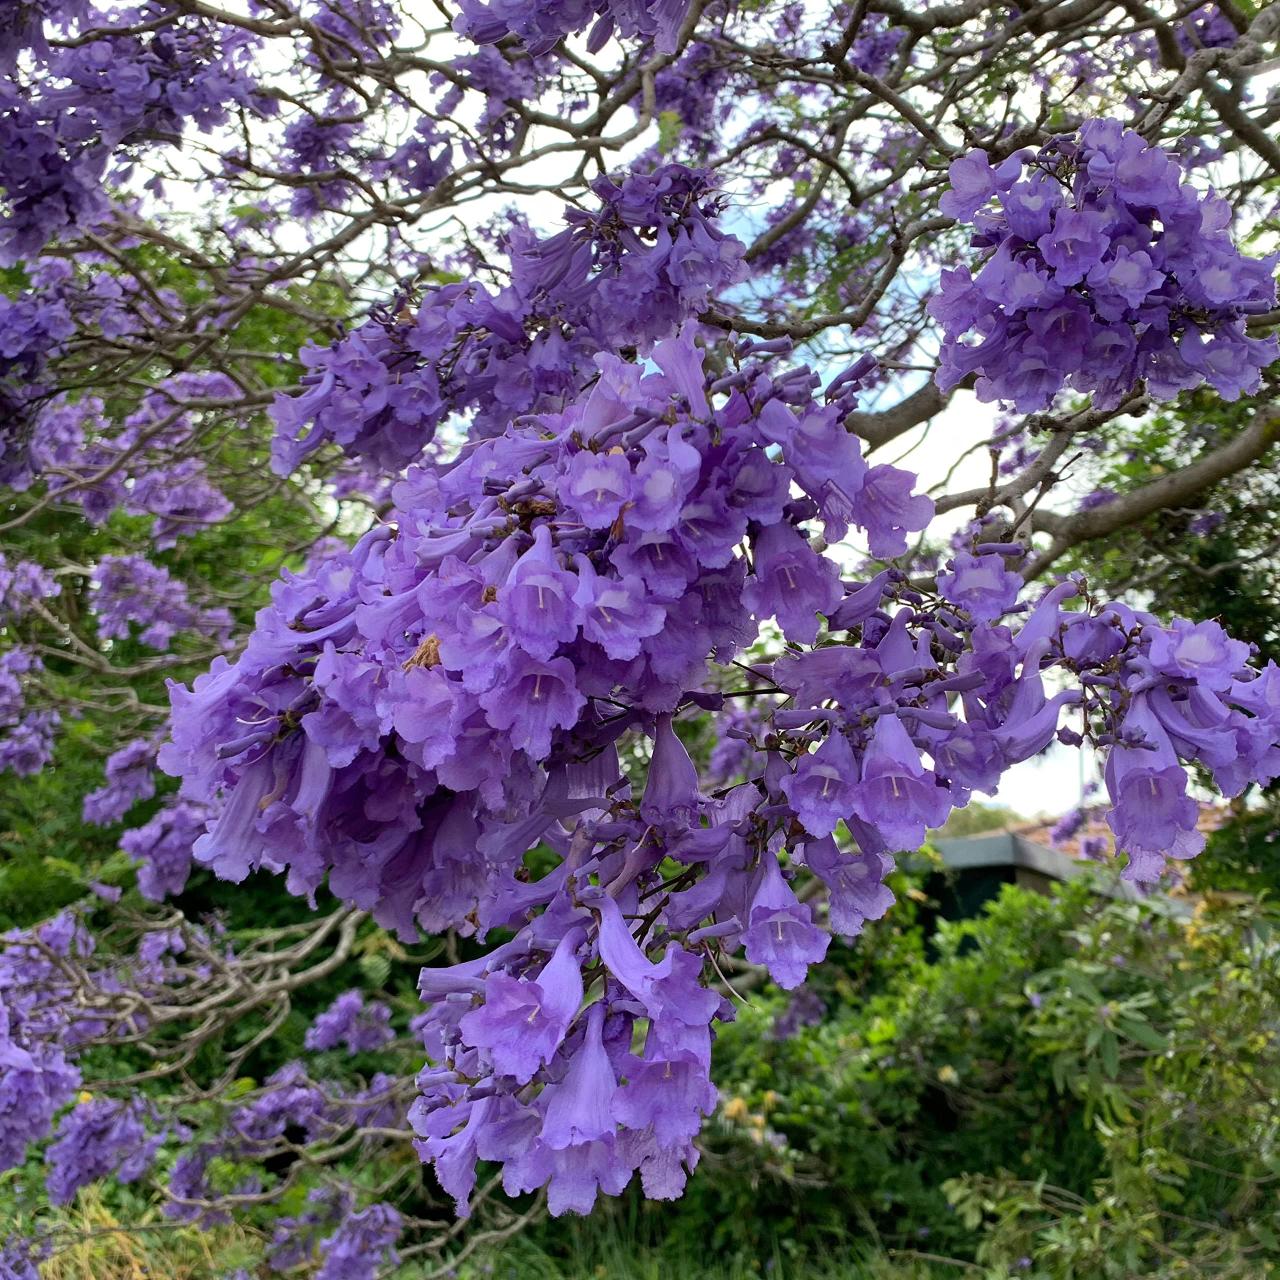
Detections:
947,894,1280,1278
1187,800,1280,900
933,801,1024,839
664,879,1103,1264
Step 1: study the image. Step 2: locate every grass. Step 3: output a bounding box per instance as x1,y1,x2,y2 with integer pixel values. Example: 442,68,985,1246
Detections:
451,1234,957,1280
31,1186,260,1280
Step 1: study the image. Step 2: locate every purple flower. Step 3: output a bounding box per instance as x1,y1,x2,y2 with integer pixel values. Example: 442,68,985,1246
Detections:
1087,246,1164,315
479,651,585,757
742,852,829,990
45,1098,157,1206
564,449,632,529
305,991,396,1055
851,715,952,851
855,465,934,559
596,897,719,1027
1105,700,1204,881
459,934,583,1083
499,525,581,661
83,738,156,826
613,1042,716,1146
1148,618,1249,691
781,730,859,839
573,556,666,660
939,148,1024,221
640,715,701,828
1038,209,1110,285
804,836,895,938
540,1004,617,1151
743,523,841,644
316,1203,402,1280
937,552,1022,623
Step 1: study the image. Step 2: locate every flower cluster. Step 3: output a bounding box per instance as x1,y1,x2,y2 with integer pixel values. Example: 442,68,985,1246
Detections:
0,919,85,1177
452,0,692,57
931,122,1278,411
90,555,233,652
271,163,746,473
83,738,158,827
1176,4,1238,53
305,991,396,1055
0,554,60,625
119,799,210,900
45,1096,161,1207
0,648,58,777
0,6,265,262
164,246,1280,1214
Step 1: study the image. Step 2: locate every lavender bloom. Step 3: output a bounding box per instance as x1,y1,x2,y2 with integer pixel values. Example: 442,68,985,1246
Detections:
1148,618,1250,691
743,522,841,644
640,715,701,828
499,526,582,661
540,1004,616,1150
937,552,1022,623
932,124,1279,412
460,934,583,1083
45,1098,157,1206
83,738,156,826
564,448,633,529
742,853,830,990
478,652,585,756
120,800,207,900
90,555,232,651
770,986,826,1040
851,715,952,851
316,1203,402,1280
613,1040,716,1146
781,730,859,839
0,999,80,1175
1105,700,1204,882
805,836,895,938
305,991,396,1055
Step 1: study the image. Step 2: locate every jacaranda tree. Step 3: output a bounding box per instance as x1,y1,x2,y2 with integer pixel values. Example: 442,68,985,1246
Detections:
1,0,1279,1274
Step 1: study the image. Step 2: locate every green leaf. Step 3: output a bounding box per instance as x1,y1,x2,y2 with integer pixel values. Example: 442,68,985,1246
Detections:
657,110,683,155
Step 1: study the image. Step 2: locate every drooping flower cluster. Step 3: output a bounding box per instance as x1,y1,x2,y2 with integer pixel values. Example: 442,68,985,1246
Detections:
452,0,692,56
45,1096,162,1207
165,261,1280,1214
271,164,746,473
931,121,1278,411
0,918,86,1175
0,554,60,624
266,1187,403,1280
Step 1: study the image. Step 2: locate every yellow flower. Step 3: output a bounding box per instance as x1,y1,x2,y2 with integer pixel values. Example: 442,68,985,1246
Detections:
723,1096,749,1123
937,1064,960,1085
